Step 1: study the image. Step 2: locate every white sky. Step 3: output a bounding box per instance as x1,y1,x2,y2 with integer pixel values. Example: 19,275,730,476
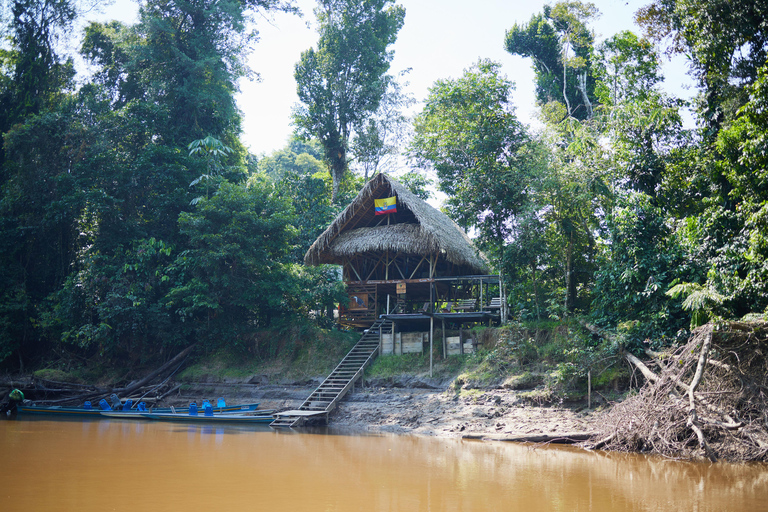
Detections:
95,0,694,157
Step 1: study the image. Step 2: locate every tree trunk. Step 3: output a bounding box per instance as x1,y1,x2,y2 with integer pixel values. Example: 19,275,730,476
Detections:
532,263,541,320
562,51,571,116
499,271,509,325
329,146,347,203
564,230,575,313
577,69,593,119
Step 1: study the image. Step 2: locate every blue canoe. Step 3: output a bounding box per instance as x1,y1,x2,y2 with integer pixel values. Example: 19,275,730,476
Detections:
138,412,274,424
18,401,262,417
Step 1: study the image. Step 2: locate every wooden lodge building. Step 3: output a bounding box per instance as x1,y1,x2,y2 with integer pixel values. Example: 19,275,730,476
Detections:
304,173,501,358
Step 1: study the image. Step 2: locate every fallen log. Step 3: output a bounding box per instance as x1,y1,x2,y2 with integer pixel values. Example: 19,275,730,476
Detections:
590,322,768,461
463,432,597,444
31,344,196,405
157,384,183,401
686,326,717,462
110,344,196,396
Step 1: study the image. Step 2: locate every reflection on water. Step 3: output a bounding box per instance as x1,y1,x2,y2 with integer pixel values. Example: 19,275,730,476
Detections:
1,417,766,512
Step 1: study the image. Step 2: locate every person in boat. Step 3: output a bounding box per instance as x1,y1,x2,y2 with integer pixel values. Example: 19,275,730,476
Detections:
1,388,24,417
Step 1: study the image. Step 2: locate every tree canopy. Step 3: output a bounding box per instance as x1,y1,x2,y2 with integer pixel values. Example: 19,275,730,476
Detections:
2,0,768,369
293,0,405,201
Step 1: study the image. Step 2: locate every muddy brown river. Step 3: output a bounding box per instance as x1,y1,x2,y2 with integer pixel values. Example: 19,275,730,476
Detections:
1,417,766,511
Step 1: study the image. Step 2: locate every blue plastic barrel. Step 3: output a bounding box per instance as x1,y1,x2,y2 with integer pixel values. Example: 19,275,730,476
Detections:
83,401,92,410
203,401,213,417
122,399,133,411
189,402,198,416
99,399,111,411
137,402,147,412
217,398,226,408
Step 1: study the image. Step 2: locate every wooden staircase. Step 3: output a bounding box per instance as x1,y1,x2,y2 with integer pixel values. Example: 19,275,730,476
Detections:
270,315,393,428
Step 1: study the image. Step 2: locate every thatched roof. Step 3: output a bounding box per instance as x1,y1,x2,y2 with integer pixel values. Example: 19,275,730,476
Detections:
304,173,488,273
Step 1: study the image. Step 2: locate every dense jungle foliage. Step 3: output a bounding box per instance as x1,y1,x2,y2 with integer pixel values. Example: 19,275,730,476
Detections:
1,0,767,371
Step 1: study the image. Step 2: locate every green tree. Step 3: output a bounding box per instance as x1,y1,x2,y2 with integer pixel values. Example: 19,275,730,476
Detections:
350,71,415,179
593,30,684,201
0,0,298,365
635,1,768,320
594,31,661,107
253,138,337,262
188,135,235,204
293,0,405,201
591,192,692,343
0,0,77,124
394,171,432,201
505,1,599,120
636,0,768,138
165,180,298,349
539,117,609,313
409,60,539,249
708,63,768,316
409,60,544,321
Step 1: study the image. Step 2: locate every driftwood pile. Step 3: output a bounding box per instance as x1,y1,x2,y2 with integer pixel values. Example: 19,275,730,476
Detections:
588,323,768,462
1,345,195,407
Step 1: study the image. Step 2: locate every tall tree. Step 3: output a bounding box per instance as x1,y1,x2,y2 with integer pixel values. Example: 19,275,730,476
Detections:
0,0,299,364
409,60,543,320
409,60,538,248
350,71,415,179
636,0,768,138
505,1,599,120
293,0,405,201
0,0,77,122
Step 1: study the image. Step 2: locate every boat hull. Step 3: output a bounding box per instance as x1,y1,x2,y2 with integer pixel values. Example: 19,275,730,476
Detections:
18,402,261,417
139,412,274,424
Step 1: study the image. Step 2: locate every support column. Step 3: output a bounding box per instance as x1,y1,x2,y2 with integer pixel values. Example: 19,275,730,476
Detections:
442,318,446,359
429,316,434,378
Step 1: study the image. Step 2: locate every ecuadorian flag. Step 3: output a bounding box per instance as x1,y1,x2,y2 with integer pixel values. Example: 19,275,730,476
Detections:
374,196,397,215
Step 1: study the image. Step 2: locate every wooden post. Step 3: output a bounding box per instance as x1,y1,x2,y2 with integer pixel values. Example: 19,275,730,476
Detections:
392,320,396,355
480,279,484,309
429,316,434,378
498,275,506,324
442,318,446,359
459,324,464,355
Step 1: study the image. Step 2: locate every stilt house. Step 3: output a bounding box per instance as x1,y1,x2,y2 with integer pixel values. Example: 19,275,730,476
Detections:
304,173,501,336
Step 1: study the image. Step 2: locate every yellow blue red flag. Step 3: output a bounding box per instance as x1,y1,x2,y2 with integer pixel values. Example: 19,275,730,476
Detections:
374,196,397,215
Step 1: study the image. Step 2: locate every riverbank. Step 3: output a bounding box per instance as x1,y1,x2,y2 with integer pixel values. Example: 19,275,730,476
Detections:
333,387,603,441
173,379,605,441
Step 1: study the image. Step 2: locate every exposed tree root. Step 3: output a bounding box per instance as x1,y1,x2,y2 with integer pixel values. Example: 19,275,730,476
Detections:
585,322,768,462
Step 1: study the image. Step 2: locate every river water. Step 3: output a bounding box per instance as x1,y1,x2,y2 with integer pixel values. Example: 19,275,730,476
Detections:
2,417,766,512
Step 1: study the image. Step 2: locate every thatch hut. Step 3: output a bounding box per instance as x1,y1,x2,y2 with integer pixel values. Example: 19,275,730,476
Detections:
305,173,498,329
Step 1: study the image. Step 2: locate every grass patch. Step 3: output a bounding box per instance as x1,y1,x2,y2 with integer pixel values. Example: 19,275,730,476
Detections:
367,349,483,381
367,353,428,378
32,368,83,383
179,324,359,383
502,371,545,390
